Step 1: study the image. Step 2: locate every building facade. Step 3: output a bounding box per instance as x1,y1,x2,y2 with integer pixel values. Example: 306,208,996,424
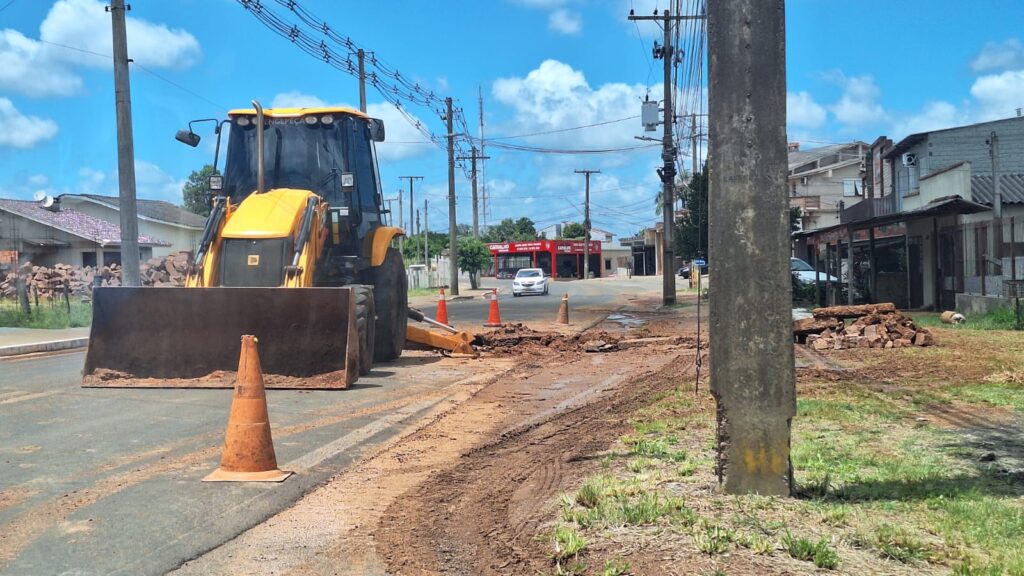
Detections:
788,142,868,230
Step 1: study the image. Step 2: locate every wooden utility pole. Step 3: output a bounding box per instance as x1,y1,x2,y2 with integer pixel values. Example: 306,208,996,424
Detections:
108,0,140,286
445,97,459,295
457,146,491,239
708,0,795,496
357,49,367,113
574,169,600,279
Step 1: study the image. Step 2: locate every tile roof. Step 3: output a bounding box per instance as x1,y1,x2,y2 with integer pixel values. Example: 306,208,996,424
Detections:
0,198,171,246
71,194,207,228
971,174,1024,205
788,142,866,171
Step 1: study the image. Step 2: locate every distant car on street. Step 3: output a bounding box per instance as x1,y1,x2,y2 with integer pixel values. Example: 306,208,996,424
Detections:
512,268,549,296
677,263,708,279
496,268,520,279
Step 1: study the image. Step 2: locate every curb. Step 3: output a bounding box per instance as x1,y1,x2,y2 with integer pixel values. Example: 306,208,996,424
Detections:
0,337,89,358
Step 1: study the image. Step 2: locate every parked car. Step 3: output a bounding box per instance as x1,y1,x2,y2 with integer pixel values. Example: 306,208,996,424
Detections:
512,268,549,296
677,263,708,279
496,268,520,279
791,257,837,284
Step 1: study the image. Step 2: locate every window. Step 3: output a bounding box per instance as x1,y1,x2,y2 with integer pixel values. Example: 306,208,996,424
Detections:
604,258,612,270
842,179,861,197
791,182,798,196
82,252,97,268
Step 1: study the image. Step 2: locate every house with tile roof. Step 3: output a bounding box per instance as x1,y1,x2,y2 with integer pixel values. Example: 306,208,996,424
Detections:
788,141,868,230
0,197,170,268
58,194,204,258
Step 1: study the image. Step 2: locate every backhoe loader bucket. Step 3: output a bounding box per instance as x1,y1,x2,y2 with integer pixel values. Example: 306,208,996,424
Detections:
82,287,361,389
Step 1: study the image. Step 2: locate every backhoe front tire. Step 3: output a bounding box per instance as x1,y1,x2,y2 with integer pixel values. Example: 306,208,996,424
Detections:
362,248,407,362
350,285,375,376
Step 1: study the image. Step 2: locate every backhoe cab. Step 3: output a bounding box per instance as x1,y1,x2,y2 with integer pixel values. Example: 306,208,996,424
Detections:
83,101,407,389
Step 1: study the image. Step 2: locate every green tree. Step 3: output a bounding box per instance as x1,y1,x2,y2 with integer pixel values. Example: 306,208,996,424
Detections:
182,165,219,216
482,217,537,242
790,206,804,232
674,164,708,261
559,222,586,239
457,236,492,289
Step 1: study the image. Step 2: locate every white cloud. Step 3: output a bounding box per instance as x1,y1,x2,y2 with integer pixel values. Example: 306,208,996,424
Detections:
549,9,582,35
436,76,450,92
269,91,433,161
0,98,58,148
891,101,967,138
77,167,106,194
40,0,200,69
970,69,1024,121
970,38,1024,73
786,91,826,129
828,73,886,127
493,59,652,149
133,160,185,203
0,0,200,97
28,174,50,187
0,29,82,97
270,91,328,108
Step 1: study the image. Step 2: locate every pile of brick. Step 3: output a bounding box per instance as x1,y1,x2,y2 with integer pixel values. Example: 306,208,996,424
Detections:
0,252,191,300
794,302,934,351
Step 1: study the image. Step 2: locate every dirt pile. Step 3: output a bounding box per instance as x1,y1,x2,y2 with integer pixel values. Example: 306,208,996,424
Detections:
794,302,934,350
478,323,624,355
1,253,192,300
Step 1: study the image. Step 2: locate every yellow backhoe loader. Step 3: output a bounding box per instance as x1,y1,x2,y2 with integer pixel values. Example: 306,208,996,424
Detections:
83,101,470,389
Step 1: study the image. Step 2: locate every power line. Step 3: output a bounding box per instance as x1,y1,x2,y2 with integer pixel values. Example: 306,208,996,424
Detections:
487,141,660,155
482,115,640,141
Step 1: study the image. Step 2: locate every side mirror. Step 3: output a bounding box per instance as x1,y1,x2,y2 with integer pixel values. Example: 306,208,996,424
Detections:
367,118,385,142
175,129,201,147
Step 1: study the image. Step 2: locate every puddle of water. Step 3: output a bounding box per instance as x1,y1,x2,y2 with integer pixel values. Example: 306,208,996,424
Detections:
606,313,647,328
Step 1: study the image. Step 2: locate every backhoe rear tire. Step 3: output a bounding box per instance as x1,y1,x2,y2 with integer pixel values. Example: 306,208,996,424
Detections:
350,285,375,376
362,248,407,362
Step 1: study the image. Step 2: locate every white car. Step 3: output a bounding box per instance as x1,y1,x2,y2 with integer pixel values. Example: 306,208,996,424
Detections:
791,257,837,284
512,268,549,296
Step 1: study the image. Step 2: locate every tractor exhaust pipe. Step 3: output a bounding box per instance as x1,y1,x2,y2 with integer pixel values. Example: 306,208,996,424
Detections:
253,99,265,194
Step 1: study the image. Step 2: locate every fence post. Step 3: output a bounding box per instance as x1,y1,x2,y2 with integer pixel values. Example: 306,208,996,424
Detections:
64,279,71,314
32,284,39,309
17,275,31,315
1011,216,1017,282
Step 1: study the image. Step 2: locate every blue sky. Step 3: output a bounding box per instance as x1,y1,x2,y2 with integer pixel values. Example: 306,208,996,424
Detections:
2,0,1023,238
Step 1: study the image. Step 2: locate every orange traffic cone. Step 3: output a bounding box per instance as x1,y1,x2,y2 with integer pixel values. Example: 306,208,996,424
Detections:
556,293,569,324
203,335,293,483
436,287,450,325
484,288,503,327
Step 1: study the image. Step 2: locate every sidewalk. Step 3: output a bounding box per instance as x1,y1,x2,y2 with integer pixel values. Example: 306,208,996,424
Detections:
0,327,90,357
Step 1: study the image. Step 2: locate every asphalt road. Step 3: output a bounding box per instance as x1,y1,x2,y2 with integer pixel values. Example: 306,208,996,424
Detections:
0,275,663,576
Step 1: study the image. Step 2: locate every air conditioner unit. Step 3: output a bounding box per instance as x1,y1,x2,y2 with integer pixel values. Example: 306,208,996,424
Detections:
902,153,917,167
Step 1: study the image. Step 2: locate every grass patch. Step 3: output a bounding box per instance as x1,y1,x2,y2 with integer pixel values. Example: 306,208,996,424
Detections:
0,301,91,328
873,524,933,563
599,557,632,576
552,524,587,560
781,532,840,570
692,523,735,555
911,308,1020,330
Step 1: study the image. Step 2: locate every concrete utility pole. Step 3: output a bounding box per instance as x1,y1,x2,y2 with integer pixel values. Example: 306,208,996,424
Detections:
708,0,795,496
357,49,367,113
989,131,1002,218
424,199,429,265
457,146,491,239
397,190,405,259
416,209,420,236
108,0,140,286
479,87,488,231
575,169,600,279
399,176,423,245
630,9,701,305
445,97,459,295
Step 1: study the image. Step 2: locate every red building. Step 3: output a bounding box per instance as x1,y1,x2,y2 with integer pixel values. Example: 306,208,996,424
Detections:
486,240,602,279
